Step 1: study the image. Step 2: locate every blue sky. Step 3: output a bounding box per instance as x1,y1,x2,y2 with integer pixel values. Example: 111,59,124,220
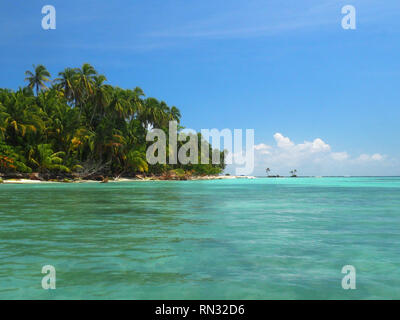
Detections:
0,0,399,175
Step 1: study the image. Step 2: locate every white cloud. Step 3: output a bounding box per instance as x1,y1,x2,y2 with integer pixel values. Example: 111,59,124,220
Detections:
372,153,384,161
273,133,294,148
358,153,385,162
273,133,331,153
254,143,271,154
298,138,331,153
331,152,349,161
227,132,394,176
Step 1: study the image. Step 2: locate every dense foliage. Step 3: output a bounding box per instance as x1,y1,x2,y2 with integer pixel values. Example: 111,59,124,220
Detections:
0,64,225,178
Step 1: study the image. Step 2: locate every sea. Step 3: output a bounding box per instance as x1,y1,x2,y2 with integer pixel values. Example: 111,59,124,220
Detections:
0,177,399,299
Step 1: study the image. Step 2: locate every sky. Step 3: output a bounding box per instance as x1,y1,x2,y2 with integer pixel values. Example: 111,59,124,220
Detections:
0,0,399,176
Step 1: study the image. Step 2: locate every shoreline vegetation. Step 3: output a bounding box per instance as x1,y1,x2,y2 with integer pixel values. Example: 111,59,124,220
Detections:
0,174,256,184
0,64,227,181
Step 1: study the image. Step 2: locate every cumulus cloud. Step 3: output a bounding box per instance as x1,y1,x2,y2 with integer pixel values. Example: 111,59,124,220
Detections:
273,133,294,148
227,132,394,176
272,133,331,154
254,143,271,154
331,152,349,161
358,153,385,161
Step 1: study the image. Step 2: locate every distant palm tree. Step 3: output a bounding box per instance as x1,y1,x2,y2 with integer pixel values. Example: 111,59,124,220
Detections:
25,65,51,96
290,169,298,177
266,168,270,176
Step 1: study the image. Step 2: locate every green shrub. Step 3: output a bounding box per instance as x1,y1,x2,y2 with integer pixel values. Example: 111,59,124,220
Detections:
174,168,186,177
0,142,32,173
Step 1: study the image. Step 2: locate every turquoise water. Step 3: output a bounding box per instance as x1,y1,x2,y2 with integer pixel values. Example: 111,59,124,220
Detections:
0,177,400,299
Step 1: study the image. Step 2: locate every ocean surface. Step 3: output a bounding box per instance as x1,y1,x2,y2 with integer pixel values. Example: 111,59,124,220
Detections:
0,177,399,299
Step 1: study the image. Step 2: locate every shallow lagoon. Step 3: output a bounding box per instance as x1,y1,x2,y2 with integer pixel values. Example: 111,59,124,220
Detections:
0,177,399,299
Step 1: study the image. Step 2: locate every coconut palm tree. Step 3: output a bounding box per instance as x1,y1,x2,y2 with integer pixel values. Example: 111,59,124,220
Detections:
89,74,110,125
130,87,145,119
1,89,43,141
108,88,127,119
25,65,51,96
139,97,159,128
76,63,97,96
169,106,181,123
157,101,171,128
75,63,97,119
53,68,78,104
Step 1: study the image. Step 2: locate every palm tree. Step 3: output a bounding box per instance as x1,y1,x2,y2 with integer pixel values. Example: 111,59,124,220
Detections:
90,74,110,125
130,87,145,119
140,97,159,128
53,68,78,103
25,65,51,96
30,144,69,173
1,89,43,141
157,101,171,128
76,63,97,96
125,150,148,173
108,88,127,119
75,63,97,119
290,169,298,177
169,106,181,123
266,168,270,176
71,128,95,161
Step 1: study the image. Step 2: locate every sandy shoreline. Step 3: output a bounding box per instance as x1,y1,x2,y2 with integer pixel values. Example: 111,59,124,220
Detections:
0,175,256,184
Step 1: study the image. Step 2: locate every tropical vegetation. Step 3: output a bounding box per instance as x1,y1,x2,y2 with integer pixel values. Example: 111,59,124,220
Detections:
0,64,226,179
290,169,298,177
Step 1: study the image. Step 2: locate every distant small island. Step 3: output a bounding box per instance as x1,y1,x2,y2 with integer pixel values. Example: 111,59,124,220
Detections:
265,168,298,178
0,64,226,183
